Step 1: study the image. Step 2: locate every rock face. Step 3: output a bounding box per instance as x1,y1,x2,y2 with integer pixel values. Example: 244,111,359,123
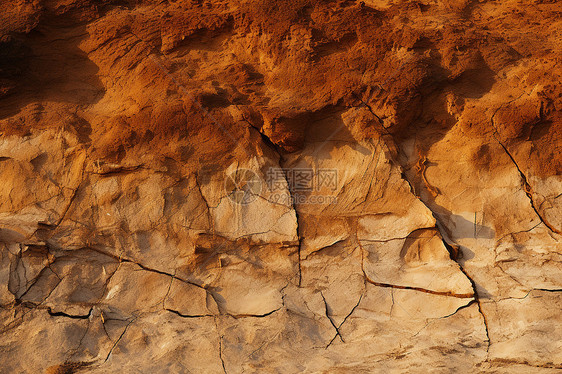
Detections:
0,0,561,372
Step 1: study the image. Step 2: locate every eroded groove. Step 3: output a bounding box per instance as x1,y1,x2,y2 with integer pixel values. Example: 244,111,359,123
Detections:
489,358,562,370
92,164,144,176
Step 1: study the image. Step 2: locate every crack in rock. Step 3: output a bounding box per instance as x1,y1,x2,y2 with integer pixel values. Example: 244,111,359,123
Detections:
439,299,477,320
52,153,87,228
490,109,561,236
452,259,491,357
104,317,135,363
357,233,474,298
213,316,228,374
320,291,344,345
366,120,493,360
85,246,212,294
362,272,474,298
46,306,93,320
165,308,214,318
229,117,303,286
413,299,477,337
166,307,281,319
326,293,364,349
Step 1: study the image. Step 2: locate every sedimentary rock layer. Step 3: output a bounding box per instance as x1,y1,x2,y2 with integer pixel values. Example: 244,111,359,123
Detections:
0,0,561,372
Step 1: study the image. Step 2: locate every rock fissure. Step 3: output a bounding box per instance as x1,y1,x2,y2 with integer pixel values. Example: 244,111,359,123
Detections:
104,318,135,363
384,136,493,360
226,308,282,319
320,291,345,345
412,299,476,338
244,119,304,287
46,306,93,320
214,316,228,374
84,246,211,293
53,155,87,228
490,110,561,236
194,173,213,230
165,308,214,318
455,264,491,356
362,272,474,298
326,293,364,349
0,1,560,371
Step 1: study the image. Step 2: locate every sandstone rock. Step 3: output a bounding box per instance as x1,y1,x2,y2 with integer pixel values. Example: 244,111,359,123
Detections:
0,0,561,372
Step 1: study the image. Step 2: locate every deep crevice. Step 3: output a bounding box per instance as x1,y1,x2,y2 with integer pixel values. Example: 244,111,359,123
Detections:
46,307,92,320
243,118,303,286
355,100,491,359
454,262,491,356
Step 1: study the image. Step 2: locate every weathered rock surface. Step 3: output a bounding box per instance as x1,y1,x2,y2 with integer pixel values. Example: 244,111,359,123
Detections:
0,0,561,372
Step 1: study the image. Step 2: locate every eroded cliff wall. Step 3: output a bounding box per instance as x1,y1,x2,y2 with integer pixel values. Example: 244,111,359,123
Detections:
0,0,561,372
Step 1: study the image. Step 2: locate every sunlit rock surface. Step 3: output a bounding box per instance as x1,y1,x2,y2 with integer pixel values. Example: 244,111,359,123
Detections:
0,0,561,372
